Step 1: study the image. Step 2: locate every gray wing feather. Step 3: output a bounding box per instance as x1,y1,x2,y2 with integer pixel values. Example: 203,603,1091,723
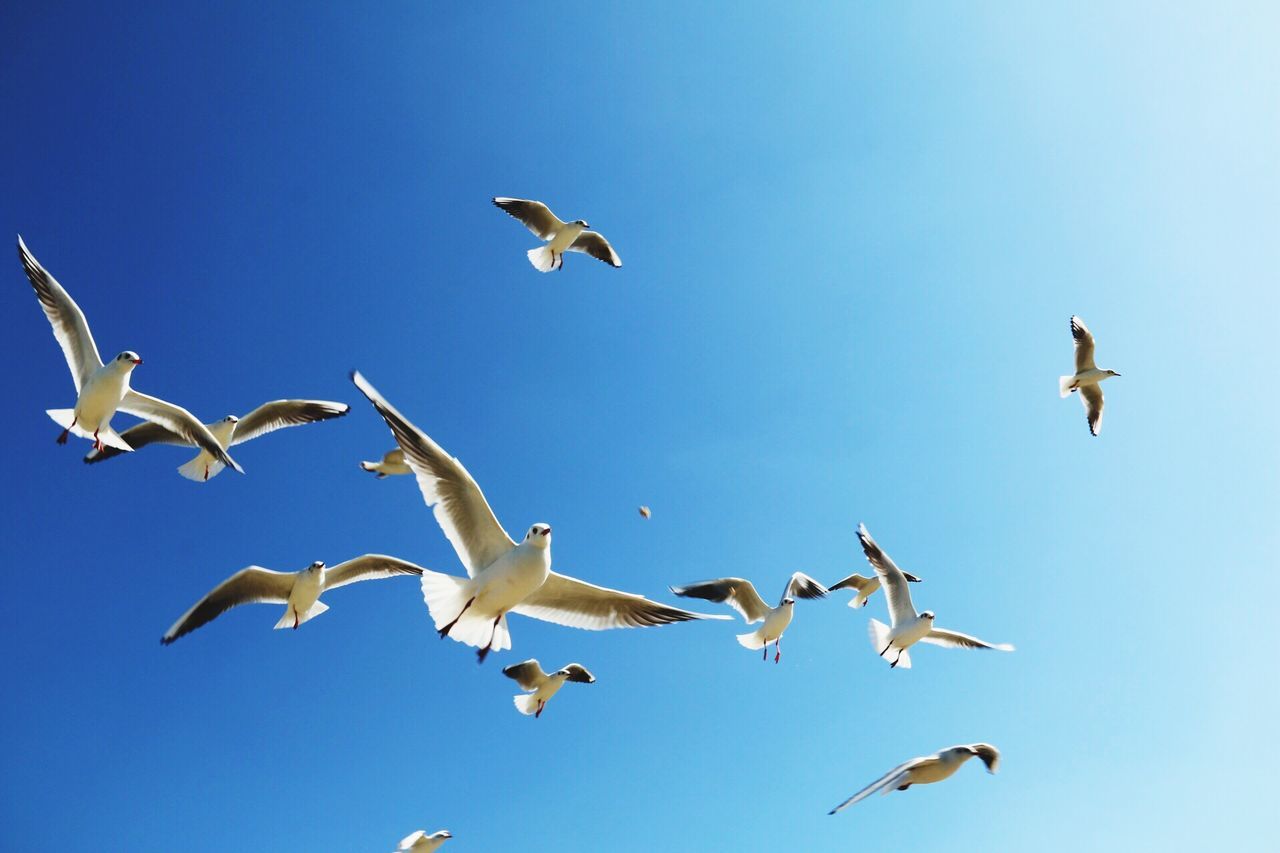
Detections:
857,524,917,626
1071,316,1097,372
515,572,732,630
567,231,622,267
161,567,294,644
668,577,770,623
1080,384,1104,436
919,627,1014,651
322,554,424,591
83,420,190,463
562,663,596,684
828,757,927,814
502,659,548,690
782,571,828,604
231,399,349,446
17,235,103,391
492,197,563,240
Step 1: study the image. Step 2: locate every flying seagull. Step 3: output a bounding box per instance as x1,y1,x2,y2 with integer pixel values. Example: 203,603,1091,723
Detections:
858,524,1013,669
161,555,424,644
83,399,348,480
638,505,651,519
17,236,242,471
829,540,923,609
362,447,413,478
1059,315,1120,436
350,370,727,663
828,743,1000,815
502,659,596,718
670,573,828,663
392,829,452,852
492,197,621,272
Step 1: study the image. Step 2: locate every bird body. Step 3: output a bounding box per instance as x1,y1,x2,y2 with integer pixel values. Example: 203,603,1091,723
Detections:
52,354,138,451
393,829,452,852
828,743,1000,814
492,197,622,272
503,659,595,717
1059,316,1120,436
362,448,412,478
736,601,795,651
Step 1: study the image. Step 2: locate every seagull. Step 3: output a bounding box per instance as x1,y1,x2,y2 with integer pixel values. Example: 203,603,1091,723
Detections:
638,505,651,519
828,566,923,609
828,743,1000,814
502,659,596,718
17,235,242,472
350,370,728,663
161,555,424,644
492,197,621,272
669,573,828,663
392,829,452,852
858,524,1013,669
83,399,349,480
1059,315,1120,436
362,447,413,478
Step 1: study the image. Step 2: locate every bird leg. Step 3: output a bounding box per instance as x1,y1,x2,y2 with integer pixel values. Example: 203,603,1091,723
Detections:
879,642,892,657
56,416,76,445
890,649,904,668
762,644,768,662
476,613,502,664
92,429,103,452
535,701,544,719
438,597,475,638
774,636,782,664
293,608,300,629
204,464,210,481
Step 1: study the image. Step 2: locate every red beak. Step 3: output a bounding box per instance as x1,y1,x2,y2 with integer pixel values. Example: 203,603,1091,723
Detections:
132,358,143,365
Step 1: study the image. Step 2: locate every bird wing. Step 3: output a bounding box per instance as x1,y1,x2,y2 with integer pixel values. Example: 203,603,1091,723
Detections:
383,448,406,465
501,659,548,690
492,197,564,240
17,235,104,392
322,554,425,591
161,567,295,644
828,756,928,814
827,573,874,593
231,399,350,446
83,420,192,463
964,743,1001,772
782,571,829,604
919,627,1014,651
396,831,426,851
514,572,733,630
562,663,596,683
667,577,770,623
351,371,515,577
119,390,244,473
1071,315,1096,372
1080,383,1104,436
567,231,622,267
856,524,917,626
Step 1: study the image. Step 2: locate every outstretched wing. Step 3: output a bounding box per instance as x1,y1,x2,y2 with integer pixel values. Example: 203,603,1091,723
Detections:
782,571,828,604
828,756,928,815
161,567,294,644
351,371,515,576
857,524,917,627
514,572,732,630
322,554,424,591
119,390,243,473
964,743,1001,772
492,197,564,240
562,663,596,684
919,627,1014,651
567,231,622,267
17,235,104,391
83,420,192,463
1080,384,1104,436
668,577,770,623
231,399,349,446
1071,316,1096,372
502,659,548,691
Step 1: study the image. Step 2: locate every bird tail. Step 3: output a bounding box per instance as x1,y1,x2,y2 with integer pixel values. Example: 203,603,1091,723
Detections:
359,460,386,478
273,601,330,630
848,592,869,609
178,454,225,482
527,245,560,272
420,571,511,652
47,409,133,450
736,629,766,650
513,694,539,716
868,618,892,657
1059,375,1076,398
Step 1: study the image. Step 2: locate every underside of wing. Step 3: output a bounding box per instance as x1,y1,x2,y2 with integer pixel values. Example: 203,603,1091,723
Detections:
119,390,243,473
668,577,769,622
567,231,622,267
919,627,1014,651
322,554,425,591
501,659,547,691
83,420,190,463
231,399,350,446
492,197,563,240
162,567,294,644
515,572,731,630
1071,315,1097,372
17,235,103,391
1080,384,1104,436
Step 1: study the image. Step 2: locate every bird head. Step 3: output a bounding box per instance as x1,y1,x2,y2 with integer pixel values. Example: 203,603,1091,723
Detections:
524,523,552,549
221,415,240,424
781,597,796,606
433,831,453,840
574,219,590,228
921,610,936,621
306,560,325,574
1107,369,1121,377
115,350,143,368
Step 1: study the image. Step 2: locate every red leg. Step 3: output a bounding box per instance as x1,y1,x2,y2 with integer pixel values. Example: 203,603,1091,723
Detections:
293,609,300,630
774,636,781,664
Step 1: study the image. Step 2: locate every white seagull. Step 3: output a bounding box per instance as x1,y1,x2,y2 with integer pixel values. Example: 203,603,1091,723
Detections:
670,573,828,663
828,565,922,610
362,447,413,478
161,555,424,644
1059,315,1121,436
351,371,728,663
17,235,242,472
858,524,1013,669
502,659,596,718
828,743,1000,814
83,399,348,480
492,197,622,272
392,829,452,852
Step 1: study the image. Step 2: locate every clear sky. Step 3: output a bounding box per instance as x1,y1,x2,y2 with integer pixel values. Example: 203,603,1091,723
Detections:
1,2,1276,850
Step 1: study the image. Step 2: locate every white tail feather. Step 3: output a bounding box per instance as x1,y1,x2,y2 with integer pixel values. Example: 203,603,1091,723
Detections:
736,629,766,650
848,593,869,609
272,600,329,630
420,572,511,651
178,454,225,482
527,246,559,272
868,618,891,657
513,694,539,716
47,409,133,450
1059,375,1076,398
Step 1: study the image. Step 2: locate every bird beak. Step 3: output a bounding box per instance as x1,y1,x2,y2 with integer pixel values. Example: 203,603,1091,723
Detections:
541,528,551,537
132,357,143,365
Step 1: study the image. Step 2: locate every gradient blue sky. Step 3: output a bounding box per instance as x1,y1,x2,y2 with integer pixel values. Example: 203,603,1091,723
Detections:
2,3,1276,850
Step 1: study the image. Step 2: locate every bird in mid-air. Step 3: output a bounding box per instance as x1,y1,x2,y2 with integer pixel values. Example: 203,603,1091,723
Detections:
362,447,413,478
492,197,621,272
392,829,452,852
350,371,727,663
161,555,424,644
858,524,1013,669
638,505,651,519
502,659,596,718
670,572,828,663
828,560,923,610
83,399,348,480
17,236,242,471
828,743,1000,814
1059,315,1120,436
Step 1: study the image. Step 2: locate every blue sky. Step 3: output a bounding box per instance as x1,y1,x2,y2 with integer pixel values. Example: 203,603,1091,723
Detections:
1,2,1276,850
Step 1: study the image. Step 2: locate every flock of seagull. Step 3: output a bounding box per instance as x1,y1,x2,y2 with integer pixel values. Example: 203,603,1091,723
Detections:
17,196,1122,848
